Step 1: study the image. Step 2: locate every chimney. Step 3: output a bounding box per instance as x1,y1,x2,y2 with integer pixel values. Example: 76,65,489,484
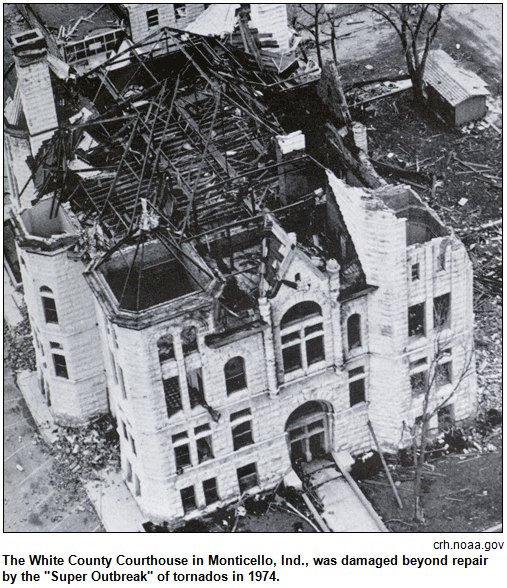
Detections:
276,131,308,206
11,29,58,156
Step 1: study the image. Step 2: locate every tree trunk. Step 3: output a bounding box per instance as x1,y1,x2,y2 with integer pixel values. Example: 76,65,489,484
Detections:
413,419,429,522
314,14,323,69
330,20,337,65
411,73,426,108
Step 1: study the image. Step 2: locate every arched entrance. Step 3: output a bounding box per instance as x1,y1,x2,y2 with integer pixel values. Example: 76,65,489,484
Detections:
285,401,333,465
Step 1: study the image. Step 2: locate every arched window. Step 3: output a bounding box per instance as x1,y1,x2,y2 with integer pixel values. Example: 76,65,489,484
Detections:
40,286,58,324
157,334,175,363
280,302,325,374
347,314,361,350
224,357,247,394
181,326,198,355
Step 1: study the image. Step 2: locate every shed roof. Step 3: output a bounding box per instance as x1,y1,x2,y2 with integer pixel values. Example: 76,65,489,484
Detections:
27,4,120,41
424,50,489,107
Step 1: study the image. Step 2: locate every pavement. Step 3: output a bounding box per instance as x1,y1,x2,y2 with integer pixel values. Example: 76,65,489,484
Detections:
304,455,388,532
14,370,146,532
4,268,23,327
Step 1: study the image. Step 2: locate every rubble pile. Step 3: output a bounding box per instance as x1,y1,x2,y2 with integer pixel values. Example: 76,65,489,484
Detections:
49,415,120,496
4,307,36,373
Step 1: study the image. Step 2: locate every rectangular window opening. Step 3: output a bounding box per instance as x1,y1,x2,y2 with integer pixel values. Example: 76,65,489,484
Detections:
230,408,251,422
349,373,365,407
306,335,325,365
196,435,214,463
42,297,58,324
438,404,454,432
174,443,191,470
237,463,258,494
194,423,211,436
203,478,219,506
435,361,452,388
180,486,196,514
52,354,68,379
408,302,425,337
433,293,451,329
282,344,302,373
410,371,427,396
174,4,187,20
232,421,254,451
146,8,159,28
411,263,420,281
163,376,182,417
187,368,205,409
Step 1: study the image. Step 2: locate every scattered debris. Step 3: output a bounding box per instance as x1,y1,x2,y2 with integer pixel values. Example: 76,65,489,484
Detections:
48,415,120,500
4,305,36,373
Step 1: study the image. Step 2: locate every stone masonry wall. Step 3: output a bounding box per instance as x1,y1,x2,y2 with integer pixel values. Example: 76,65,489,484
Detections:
17,244,108,424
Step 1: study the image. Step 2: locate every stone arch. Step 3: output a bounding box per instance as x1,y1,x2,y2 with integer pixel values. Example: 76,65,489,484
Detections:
285,400,333,465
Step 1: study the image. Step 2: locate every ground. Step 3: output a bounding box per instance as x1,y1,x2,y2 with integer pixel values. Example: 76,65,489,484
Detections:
3,368,104,532
357,430,502,532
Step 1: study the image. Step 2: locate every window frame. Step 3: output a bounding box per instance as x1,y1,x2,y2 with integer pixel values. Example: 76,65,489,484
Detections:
157,334,175,363
408,302,425,338
409,357,428,397
202,477,219,506
146,8,159,28
163,375,182,417
231,408,254,452
195,433,214,463
237,462,259,494
411,263,420,281
52,353,69,379
180,485,197,514
224,356,247,395
435,359,452,389
347,314,362,350
41,288,59,324
280,302,325,375
348,366,365,407
433,293,451,330
172,432,192,470
174,4,187,20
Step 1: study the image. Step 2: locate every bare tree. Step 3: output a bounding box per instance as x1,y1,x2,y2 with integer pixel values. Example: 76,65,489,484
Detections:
409,328,474,522
364,4,446,105
296,4,325,69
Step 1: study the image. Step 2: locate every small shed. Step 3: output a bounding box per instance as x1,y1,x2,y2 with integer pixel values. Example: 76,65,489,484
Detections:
423,50,490,126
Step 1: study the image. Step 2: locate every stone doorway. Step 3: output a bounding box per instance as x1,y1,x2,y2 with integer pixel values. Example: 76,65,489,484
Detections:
285,401,333,465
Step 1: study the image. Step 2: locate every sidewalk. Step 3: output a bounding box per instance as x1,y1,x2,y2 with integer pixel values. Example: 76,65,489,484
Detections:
4,268,23,327
15,370,145,532
305,454,388,532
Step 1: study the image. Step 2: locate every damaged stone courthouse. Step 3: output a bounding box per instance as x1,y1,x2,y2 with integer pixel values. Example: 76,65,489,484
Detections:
4,4,476,525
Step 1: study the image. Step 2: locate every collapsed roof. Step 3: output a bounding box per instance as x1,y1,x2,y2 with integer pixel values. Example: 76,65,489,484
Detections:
19,27,367,318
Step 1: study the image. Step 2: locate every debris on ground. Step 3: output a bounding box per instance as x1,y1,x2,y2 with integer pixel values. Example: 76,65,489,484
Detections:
48,415,120,500
4,305,36,373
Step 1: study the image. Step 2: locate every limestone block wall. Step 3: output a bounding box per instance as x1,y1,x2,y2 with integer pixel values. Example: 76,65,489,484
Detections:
109,269,376,522
4,131,35,209
17,245,107,424
16,54,58,156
